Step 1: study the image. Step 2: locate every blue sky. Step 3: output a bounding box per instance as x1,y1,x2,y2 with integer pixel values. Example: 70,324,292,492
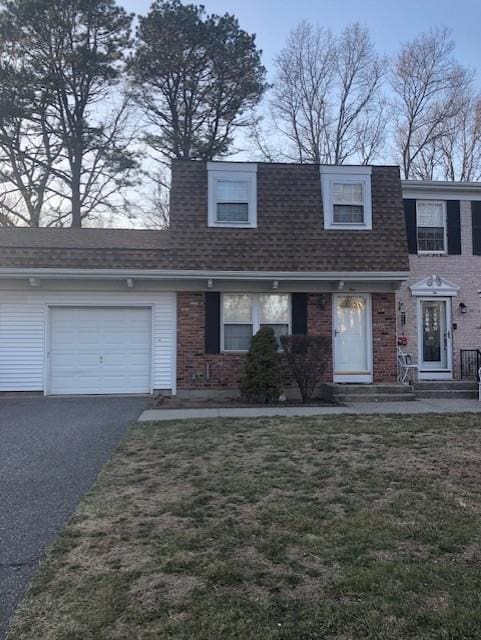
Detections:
122,0,481,81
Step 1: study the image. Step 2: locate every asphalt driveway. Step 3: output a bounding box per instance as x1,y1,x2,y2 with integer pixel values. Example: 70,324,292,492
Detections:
0,396,148,639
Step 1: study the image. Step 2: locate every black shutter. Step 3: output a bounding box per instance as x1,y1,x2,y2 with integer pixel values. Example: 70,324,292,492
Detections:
403,199,417,254
291,293,308,335
472,202,481,255
205,292,220,353
447,200,461,254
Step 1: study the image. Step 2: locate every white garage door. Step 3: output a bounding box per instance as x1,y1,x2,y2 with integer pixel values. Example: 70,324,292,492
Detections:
49,307,152,395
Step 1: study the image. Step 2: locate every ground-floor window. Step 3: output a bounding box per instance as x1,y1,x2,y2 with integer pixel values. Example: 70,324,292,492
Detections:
222,293,290,351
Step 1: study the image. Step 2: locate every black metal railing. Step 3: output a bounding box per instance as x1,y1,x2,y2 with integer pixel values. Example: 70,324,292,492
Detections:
460,349,481,380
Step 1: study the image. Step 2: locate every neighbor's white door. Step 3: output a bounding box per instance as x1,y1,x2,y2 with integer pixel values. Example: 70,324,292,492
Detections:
333,294,372,383
48,307,152,395
418,299,452,380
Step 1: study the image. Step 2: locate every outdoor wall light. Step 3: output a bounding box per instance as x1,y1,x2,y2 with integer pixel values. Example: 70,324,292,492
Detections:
459,302,468,314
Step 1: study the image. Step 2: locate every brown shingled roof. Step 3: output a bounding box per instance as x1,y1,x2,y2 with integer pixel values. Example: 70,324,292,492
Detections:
0,161,409,273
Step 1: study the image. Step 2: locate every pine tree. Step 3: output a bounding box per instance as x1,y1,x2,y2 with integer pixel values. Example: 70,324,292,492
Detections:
240,327,282,404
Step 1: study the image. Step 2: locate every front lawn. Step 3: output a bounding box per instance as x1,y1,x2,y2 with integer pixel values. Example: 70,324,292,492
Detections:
7,414,481,640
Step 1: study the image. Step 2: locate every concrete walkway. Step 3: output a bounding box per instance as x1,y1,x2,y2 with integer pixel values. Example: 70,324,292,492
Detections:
139,398,481,421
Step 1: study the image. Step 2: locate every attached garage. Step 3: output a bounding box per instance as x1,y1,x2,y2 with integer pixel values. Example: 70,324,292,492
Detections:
0,291,177,395
49,307,152,395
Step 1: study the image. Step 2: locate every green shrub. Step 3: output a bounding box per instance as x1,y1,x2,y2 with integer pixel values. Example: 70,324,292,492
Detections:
240,326,282,403
281,335,331,403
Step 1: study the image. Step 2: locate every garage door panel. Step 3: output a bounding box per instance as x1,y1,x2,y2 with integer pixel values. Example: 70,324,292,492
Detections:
49,307,152,395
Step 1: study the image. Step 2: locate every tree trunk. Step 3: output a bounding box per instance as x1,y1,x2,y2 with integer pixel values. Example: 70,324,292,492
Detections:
70,156,82,228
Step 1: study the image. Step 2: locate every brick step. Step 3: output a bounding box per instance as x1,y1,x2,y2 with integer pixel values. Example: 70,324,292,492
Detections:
336,393,416,403
415,389,478,400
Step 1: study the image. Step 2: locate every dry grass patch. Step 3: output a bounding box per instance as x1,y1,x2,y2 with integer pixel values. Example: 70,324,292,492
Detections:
7,413,481,639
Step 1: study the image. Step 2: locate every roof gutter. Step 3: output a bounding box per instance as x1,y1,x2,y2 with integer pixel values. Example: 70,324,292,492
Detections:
0,267,410,282
402,180,481,200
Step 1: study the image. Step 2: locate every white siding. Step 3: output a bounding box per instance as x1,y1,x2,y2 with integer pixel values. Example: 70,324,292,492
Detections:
0,290,176,393
0,303,46,390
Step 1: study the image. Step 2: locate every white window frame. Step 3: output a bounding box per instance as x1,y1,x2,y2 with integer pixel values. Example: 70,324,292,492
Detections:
221,293,291,353
320,166,372,230
207,162,257,228
416,199,447,255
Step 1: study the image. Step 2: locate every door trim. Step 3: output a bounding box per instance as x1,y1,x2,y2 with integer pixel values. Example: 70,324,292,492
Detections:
416,297,453,380
45,304,154,396
333,293,373,383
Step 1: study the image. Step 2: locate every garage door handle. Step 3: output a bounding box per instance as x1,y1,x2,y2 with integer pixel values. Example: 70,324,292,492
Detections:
99,356,103,363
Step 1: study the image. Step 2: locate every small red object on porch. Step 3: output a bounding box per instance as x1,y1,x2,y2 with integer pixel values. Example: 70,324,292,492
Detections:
398,336,408,347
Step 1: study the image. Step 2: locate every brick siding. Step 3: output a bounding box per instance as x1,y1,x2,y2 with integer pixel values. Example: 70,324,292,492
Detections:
397,200,481,378
372,293,397,382
177,291,397,390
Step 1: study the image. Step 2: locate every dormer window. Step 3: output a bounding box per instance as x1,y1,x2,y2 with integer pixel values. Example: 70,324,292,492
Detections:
333,182,364,224
216,180,249,223
208,162,257,228
320,166,372,230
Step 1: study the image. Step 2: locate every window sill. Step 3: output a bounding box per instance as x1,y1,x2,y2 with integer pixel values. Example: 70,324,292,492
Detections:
210,221,256,229
221,350,249,354
326,223,371,231
417,251,448,257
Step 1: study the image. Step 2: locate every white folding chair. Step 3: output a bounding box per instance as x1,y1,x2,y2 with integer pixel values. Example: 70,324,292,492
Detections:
397,347,418,383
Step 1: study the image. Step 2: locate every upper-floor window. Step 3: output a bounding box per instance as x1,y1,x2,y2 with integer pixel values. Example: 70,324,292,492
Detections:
320,166,372,230
207,162,257,228
222,293,289,351
416,200,446,254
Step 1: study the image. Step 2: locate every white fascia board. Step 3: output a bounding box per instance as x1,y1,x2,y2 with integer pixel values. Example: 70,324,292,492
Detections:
0,267,409,282
320,165,372,175
207,161,257,173
402,180,481,200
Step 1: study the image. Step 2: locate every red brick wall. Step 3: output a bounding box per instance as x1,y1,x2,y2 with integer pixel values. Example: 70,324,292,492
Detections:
176,291,397,390
177,292,245,389
307,293,333,381
372,293,397,382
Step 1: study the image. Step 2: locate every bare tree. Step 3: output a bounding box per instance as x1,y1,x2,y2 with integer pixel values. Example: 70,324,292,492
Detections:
270,22,335,163
46,97,141,226
0,108,61,227
436,92,481,181
130,167,170,229
390,26,472,179
333,24,386,163
0,34,62,226
256,22,386,164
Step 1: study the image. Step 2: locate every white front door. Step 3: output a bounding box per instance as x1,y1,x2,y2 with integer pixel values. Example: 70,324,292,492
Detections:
48,307,152,395
333,294,372,383
417,299,452,380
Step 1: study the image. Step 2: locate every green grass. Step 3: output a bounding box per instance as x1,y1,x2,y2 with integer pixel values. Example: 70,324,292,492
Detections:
7,414,481,639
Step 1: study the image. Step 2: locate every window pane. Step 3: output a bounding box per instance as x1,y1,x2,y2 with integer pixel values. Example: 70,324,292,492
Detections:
224,324,252,351
333,182,363,204
260,323,288,348
417,201,444,227
259,294,289,323
223,294,252,322
217,180,249,201
333,204,364,224
217,202,249,222
417,227,445,252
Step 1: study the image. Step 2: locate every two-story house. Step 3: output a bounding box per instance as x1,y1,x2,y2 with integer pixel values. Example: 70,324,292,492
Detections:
0,160,409,398
399,181,481,380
